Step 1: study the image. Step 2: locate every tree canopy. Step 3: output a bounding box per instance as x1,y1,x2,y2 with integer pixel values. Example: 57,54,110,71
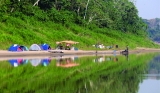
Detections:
0,0,147,36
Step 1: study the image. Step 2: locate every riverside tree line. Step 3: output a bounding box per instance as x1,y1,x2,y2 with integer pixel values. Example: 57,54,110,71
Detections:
0,0,147,36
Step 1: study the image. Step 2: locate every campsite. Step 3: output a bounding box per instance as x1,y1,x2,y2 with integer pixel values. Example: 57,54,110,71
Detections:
8,40,80,52
8,43,52,51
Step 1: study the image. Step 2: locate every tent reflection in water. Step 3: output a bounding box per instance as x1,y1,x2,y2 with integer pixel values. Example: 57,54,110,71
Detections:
56,57,79,68
41,58,51,66
9,59,23,67
30,59,41,66
21,59,29,64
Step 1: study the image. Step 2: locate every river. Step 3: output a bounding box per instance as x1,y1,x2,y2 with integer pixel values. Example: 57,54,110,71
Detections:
0,52,160,93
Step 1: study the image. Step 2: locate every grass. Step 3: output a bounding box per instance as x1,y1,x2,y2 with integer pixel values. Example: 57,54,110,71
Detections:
0,15,159,50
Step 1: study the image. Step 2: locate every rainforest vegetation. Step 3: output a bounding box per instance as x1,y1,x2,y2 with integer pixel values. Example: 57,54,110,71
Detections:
143,18,160,42
0,0,159,50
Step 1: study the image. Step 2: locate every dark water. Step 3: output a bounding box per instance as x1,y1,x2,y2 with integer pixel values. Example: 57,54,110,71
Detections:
0,53,160,93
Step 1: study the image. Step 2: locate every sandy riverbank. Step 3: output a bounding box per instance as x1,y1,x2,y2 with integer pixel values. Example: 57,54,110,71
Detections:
0,47,160,57
0,48,160,61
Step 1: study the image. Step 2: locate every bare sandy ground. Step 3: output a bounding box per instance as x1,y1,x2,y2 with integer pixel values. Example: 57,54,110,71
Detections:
0,47,160,61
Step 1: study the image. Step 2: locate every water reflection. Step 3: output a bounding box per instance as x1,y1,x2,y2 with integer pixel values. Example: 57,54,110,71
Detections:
138,54,160,93
9,59,24,67
93,55,118,62
9,59,29,67
1,53,160,93
8,58,51,67
41,59,51,66
93,56,105,62
56,56,79,68
30,59,41,66
7,56,79,67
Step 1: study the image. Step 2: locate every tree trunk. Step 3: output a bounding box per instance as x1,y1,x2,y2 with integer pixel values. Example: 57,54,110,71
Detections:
77,6,80,16
88,14,96,24
84,0,90,20
33,0,40,6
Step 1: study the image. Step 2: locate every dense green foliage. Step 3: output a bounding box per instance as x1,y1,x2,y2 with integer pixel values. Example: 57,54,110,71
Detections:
0,0,159,49
143,18,160,42
0,53,158,92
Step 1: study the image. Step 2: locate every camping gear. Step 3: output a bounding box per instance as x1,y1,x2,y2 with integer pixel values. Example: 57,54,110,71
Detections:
8,44,22,52
29,44,42,51
56,40,79,50
41,43,51,50
59,40,79,44
20,45,29,51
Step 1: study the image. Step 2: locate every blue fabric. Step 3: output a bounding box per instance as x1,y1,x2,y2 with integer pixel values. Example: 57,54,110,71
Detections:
41,44,50,50
74,47,78,51
9,59,18,66
9,59,23,66
8,44,21,51
42,59,50,66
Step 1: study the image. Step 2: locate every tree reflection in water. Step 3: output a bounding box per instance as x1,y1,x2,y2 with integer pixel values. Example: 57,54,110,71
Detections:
0,53,158,93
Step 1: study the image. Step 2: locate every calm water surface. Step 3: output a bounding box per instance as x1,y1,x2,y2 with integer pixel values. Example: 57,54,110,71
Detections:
138,54,160,93
0,53,160,93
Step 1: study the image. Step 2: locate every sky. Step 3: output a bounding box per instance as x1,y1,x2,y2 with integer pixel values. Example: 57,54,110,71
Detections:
135,0,160,19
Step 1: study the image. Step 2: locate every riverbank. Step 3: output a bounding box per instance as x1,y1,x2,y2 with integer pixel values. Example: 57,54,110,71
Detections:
0,47,160,58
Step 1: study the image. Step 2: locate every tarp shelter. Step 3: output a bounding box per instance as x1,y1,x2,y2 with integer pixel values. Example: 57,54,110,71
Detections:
9,59,23,67
8,44,22,52
20,46,29,51
29,44,42,51
41,58,51,66
30,59,42,66
56,40,79,50
41,43,51,50
59,40,79,44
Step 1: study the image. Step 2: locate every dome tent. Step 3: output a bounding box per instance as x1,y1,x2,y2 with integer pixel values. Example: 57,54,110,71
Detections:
29,44,42,51
8,44,22,52
41,43,51,50
20,45,29,51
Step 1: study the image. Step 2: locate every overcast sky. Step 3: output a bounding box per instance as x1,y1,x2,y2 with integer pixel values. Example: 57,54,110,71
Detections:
135,0,160,19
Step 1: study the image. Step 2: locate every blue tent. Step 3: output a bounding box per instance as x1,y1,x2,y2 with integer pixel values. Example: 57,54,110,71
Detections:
9,59,23,67
41,43,51,50
8,44,22,52
41,59,51,66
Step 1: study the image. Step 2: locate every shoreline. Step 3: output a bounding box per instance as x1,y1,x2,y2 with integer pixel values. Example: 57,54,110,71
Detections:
0,48,160,61
0,48,160,57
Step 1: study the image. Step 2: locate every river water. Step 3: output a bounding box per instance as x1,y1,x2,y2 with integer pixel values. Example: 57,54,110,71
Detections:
0,52,160,93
